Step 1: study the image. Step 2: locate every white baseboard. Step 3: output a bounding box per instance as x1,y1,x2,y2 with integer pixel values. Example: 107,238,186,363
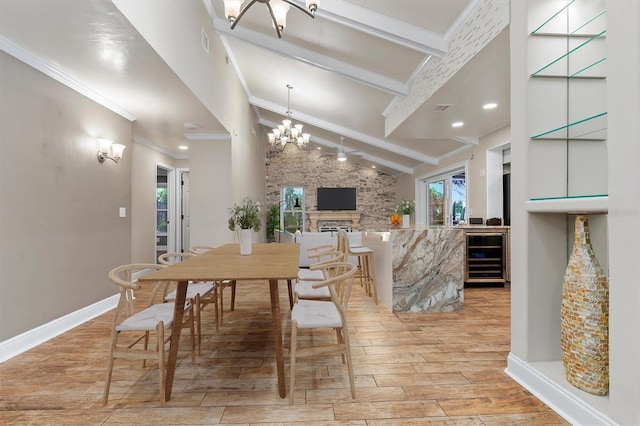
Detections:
505,353,616,426
0,294,119,363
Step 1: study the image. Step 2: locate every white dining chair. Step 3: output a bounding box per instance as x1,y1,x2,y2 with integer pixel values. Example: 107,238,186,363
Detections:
103,263,195,406
294,250,345,302
298,244,337,281
338,228,378,304
289,262,358,404
158,252,219,353
188,245,237,325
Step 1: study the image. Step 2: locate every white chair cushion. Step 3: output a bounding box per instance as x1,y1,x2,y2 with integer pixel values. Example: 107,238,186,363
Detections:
165,282,215,301
298,269,325,281
349,246,373,254
116,303,176,332
295,280,331,299
291,299,342,329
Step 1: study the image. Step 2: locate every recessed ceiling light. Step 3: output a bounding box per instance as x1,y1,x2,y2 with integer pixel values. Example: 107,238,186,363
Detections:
483,103,498,110
317,146,321,150
178,145,188,150
452,121,464,128
372,165,376,169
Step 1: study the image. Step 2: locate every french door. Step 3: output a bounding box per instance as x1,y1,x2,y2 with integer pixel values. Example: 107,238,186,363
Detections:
421,169,467,227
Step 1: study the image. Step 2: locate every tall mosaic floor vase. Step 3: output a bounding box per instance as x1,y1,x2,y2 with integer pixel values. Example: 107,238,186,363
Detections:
561,215,609,395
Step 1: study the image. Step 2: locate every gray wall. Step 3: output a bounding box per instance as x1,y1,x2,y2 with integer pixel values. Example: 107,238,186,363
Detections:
0,51,132,340
265,144,397,231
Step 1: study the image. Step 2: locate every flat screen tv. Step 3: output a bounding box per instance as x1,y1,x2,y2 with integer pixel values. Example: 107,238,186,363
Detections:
317,187,356,210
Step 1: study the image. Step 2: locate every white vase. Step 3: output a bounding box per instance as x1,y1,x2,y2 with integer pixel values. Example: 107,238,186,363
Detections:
402,214,410,228
239,229,252,255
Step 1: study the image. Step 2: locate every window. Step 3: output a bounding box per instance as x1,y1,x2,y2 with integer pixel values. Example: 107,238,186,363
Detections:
420,169,466,226
281,186,304,233
156,188,168,233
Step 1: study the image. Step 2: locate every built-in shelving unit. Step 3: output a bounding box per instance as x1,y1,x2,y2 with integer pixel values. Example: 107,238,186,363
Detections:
507,1,632,425
527,0,607,202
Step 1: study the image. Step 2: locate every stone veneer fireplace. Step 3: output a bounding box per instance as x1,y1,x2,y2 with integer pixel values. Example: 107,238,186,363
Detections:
265,144,397,231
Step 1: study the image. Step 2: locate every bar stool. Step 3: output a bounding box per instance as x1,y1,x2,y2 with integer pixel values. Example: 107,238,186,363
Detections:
337,229,378,304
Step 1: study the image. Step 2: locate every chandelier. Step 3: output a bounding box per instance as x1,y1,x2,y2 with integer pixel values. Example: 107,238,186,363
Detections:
223,0,320,38
268,85,310,149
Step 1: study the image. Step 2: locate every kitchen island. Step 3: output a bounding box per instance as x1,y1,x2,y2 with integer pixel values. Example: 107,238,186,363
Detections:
363,226,465,312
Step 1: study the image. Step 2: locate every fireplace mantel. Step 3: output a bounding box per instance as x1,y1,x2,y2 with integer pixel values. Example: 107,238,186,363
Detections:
308,210,361,232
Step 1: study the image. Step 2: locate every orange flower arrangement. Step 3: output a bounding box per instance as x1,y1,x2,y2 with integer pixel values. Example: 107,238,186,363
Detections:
389,213,402,227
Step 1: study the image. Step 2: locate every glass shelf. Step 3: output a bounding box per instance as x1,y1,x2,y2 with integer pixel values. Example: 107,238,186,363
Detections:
531,0,605,35
526,194,608,214
531,31,605,77
531,112,607,140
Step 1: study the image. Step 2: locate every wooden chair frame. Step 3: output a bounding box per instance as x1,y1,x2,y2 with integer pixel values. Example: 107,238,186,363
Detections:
158,252,219,353
289,262,357,404
103,263,195,406
188,246,237,325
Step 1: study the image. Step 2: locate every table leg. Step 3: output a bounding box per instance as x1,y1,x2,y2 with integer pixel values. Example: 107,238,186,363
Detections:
165,280,187,401
287,279,294,309
269,278,286,398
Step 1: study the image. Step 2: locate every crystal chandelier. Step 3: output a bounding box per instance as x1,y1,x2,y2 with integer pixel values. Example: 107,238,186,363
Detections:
223,0,320,38
268,85,310,149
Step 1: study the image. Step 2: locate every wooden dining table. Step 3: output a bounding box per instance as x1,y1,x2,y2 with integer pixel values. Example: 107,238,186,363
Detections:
137,243,300,400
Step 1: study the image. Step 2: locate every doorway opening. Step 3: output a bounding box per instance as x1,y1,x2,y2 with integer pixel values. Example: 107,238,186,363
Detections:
156,163,177,261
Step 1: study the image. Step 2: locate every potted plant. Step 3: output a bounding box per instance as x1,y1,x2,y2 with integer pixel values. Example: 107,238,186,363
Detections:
266,204,280,242
396,199,415,229
228,197,262,255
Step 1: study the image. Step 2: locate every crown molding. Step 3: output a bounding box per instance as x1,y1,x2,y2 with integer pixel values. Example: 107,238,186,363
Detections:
0,35,137,122
183,133,231,141
133,135,187,159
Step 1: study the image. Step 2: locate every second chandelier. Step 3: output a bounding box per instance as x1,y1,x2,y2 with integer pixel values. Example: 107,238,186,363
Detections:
268,84,310,150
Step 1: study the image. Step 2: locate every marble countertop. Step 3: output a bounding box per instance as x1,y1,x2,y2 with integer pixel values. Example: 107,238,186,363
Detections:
363,225,510,234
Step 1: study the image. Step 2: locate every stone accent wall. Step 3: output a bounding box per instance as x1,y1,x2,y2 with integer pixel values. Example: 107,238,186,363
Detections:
266,144,396,231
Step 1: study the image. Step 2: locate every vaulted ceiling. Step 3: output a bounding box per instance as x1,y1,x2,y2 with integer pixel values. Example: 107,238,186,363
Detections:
0,0,510,176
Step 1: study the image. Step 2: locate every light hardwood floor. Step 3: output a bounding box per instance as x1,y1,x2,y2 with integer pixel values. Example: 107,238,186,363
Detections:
0,281,568,425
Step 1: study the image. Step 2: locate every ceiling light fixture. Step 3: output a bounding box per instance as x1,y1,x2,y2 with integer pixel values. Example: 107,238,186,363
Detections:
223,0,320,38
337,136,347,161
451,121,464,128
268,84,310,150
483,103,498,110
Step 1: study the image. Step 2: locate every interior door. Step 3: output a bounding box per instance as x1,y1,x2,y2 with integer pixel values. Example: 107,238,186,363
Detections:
180,171,190,253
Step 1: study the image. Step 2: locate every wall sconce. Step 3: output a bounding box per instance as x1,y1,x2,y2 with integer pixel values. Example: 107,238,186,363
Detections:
97,138,126,163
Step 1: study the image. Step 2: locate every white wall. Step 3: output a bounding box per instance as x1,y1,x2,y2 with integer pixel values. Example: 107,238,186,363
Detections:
606,1,640,422
189,139,233,247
